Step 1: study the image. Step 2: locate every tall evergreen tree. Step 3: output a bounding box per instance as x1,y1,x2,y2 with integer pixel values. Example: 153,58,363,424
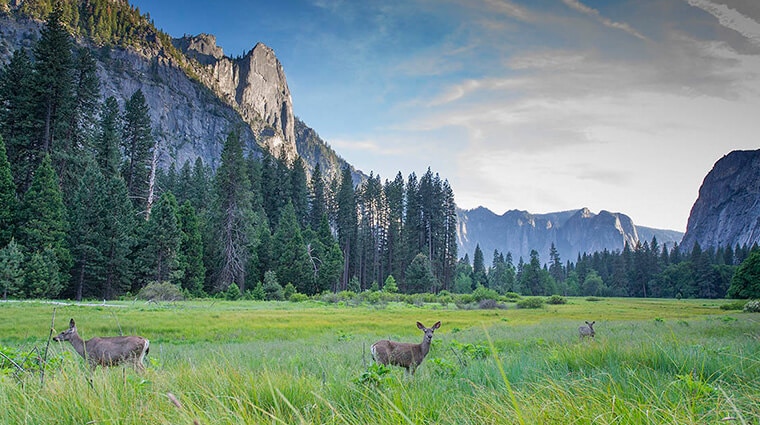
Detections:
0,135,17,246
177,200,205,296
212,131,256,292
308,163,327,231
95,97,122,176
121,89,153,214
336,166,357,290
384,172,405,285
272,202,312,294
289,157,310,229
136,191,181,285
16,155,71,290
68,161,106,300
0,239,24,300
0,48,38,193
472,244,488,288
33,4,74,155
99,169,135,300
405,253,437,294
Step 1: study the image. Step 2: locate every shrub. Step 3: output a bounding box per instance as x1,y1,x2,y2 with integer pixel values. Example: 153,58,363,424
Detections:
504,292,521,301
262,271,284,301
720,300,747,311
283,283,296,300
743,299,760,313
137,281,184,302
471,285,500,302
289,293,309,302
516,297,545,309
224,283,241,301
586,296,603,302
478,299,507,309
546,295,567,305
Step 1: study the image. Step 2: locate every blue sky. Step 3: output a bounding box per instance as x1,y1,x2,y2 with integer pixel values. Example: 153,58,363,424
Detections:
129,0,760,232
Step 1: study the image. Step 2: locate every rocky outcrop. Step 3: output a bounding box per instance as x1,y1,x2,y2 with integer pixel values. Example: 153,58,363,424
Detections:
174,35,297,162
681,150,760,250
457,206,683,264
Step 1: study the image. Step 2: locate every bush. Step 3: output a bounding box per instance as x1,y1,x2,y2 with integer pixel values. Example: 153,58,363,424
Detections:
289,293,309,302
472,285,500,302
586,296,603,302
546,295,567,305
283,283,297,300
516,297,545,309
478,299,507,309
504,292,521,301
137,281,184,302
224,283,241,301
263,271,284,301
720,300,747,311
743,299,760,313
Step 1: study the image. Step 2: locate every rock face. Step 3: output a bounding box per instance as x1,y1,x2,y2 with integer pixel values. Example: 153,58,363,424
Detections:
681,150,760,250
457,207,683,264
174,35,297,162
0,14,358,177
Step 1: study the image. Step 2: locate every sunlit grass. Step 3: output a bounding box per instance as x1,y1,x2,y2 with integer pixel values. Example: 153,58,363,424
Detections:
0,297,758,424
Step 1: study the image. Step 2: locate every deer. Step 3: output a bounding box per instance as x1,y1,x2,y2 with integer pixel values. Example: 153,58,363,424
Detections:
53,318,150,371
371,321,441,375
579,321,596,341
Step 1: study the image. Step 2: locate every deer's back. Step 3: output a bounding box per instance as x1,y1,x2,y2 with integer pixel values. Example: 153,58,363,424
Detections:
85,336,149,366
371,340,422,367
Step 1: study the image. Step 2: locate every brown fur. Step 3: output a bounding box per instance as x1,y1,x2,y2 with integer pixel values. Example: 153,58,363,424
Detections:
53,318,149,371
371,321,440,374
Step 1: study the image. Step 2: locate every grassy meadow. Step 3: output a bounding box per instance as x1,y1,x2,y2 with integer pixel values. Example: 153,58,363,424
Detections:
0,297,758,424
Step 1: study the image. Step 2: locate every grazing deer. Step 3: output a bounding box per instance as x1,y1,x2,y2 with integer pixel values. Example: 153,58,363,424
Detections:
579,321,596,340
53,318,150,371
371,321,441,375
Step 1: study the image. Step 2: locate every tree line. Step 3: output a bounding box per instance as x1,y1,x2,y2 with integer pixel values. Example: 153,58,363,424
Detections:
0,6,459,300
455,238,759,299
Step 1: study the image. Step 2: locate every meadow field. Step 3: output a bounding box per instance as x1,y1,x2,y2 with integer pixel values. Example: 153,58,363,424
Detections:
0,297,758,424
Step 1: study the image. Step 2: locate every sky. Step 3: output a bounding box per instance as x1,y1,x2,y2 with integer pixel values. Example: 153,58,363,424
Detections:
129,0,760,232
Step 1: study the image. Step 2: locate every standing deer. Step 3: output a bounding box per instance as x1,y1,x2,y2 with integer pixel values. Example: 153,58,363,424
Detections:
579,321,596,341
371,321,441,375
53,318,150,371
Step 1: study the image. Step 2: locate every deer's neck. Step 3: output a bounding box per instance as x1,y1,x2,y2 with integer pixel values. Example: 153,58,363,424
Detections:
419,337,431,357
68,333,88,359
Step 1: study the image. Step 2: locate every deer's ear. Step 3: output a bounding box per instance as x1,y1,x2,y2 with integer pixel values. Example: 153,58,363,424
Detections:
432,321,441,330
69,318,76,328
590,321,595,325
417,322,425,330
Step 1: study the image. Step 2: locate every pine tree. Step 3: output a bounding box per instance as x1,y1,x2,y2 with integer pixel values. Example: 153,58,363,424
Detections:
23,247,62,299
290,157,309,229
405,253,437,294
121,89,153,213
98,173,134,300
272,202,313,294
0,135,17,246
384,172,405,282
336,166,357,290
308,163,327,231
68,161,107,300
212,130,256,292
177,200,205,296
95,97,122,176
0,239,24,300
0,48,38,193
33,4,75,155
16,155,71,291
136,191,182,285
472,244,487,288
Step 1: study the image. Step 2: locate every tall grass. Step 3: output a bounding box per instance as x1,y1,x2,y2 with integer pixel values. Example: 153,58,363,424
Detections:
0,298,758,424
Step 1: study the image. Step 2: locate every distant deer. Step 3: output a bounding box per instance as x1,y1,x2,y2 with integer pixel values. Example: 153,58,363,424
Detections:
579,321,596,341
53,318,150,371
371,321,441,375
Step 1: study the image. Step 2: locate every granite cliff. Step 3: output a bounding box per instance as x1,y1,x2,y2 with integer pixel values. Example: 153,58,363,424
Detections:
681,150,760,250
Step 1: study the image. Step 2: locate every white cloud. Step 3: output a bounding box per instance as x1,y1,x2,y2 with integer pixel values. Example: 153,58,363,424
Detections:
562,0,648,40
686,0,760,46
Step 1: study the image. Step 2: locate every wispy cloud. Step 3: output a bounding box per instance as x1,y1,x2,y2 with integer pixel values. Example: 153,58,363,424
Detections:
562,0,647,40
686,0,760,46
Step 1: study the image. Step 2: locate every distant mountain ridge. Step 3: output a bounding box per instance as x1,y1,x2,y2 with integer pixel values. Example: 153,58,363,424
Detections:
457,206,683,265
681,149,760,250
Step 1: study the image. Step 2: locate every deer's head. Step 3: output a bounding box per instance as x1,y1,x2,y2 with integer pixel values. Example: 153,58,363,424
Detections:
53,318,78,342
417,321,441,344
